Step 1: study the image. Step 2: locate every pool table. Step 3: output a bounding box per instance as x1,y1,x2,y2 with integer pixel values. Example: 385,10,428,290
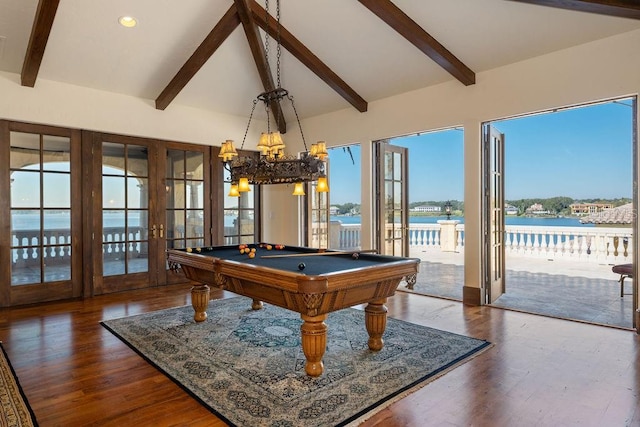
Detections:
166,244,419,377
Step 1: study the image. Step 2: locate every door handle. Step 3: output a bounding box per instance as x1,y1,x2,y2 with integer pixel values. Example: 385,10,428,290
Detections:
159,224,164,238
151,225,157,238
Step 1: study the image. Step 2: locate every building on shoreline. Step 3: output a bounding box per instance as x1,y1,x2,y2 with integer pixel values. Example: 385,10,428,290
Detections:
570,203,614,216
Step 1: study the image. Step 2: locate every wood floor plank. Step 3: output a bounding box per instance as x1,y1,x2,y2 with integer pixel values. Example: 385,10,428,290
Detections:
0,285,638,426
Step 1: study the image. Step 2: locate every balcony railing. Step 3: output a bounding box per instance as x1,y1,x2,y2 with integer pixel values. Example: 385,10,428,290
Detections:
11,223,634,266
330,222,633,263
12,227,143,266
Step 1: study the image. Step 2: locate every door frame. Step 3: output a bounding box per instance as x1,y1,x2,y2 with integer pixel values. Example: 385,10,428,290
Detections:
0,120,83,306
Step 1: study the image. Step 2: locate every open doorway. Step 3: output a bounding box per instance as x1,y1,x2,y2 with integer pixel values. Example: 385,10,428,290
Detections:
485,97,637,329
388,128,465,300
326,144,362,250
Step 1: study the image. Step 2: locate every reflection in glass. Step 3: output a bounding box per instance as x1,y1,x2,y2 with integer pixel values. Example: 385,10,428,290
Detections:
104,210,126,231
102,142,126,175
10,132,73,286
127,255,148,274
186,181,203,209
127,144,148,177
43,210,70,237
103,248,126,276
385,182,393,210
103,176,126,208
384,152,393,180
127,210,145,238
186,210,204,237
394,181,403,209
168,210,186,240
12,210,41,236
11,171,41,208
128,177,146,208
186,152,204,180
44,258,71,282
43,172,71,207
12,260,41,285
166,149,184,179
393,152,401,180
169,181,186,209
10,132,40,169
42,135,71,171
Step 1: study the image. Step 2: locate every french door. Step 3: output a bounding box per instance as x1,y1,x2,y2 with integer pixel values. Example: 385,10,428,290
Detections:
376,141,409,256
0,121,83,306
483,125,505,303
88,133,211,294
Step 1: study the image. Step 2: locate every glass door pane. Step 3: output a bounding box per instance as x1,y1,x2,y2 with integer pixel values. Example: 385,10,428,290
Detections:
378,142,408,256
166,149,205,249
223,153,258,245
102,142,149,276
10,132,73,285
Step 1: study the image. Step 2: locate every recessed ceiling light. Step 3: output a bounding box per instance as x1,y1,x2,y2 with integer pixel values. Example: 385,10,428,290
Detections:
118,16,137,28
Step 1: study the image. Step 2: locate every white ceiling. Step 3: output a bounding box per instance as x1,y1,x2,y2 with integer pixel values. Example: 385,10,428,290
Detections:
1,0,639,123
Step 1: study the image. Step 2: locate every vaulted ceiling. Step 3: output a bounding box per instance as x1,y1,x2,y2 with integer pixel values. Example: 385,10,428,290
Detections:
1,0,639,130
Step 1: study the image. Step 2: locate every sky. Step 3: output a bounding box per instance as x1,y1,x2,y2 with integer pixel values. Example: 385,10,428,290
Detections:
9,99,635,208
328,98,634,204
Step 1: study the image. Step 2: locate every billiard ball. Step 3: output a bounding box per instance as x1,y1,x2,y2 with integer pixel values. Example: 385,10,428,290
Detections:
352,252,359,260
298,262,306,271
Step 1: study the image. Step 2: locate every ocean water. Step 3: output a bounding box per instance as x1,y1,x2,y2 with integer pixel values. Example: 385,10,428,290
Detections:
11,212,594,230
331,215,594,227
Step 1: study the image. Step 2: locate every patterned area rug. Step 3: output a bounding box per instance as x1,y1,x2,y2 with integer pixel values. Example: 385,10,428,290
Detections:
102,297,491,426
0,342,38,427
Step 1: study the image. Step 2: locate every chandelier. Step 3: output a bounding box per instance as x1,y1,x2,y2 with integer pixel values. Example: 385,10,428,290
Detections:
219,0,329,197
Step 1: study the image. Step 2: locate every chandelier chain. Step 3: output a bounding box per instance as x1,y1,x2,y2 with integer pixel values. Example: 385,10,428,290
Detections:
264,0,270,80
240,99,259,150
276,0,281,89
288,94,307,151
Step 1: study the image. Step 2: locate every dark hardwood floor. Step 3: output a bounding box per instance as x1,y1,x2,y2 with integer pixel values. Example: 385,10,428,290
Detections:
1,285,638,426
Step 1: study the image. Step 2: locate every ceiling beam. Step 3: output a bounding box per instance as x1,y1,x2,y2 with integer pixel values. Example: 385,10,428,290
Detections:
234,0,286,134
249,0,368,113
155,4,241,110
507,0,640,20
358,0,475,86
21,0,60,87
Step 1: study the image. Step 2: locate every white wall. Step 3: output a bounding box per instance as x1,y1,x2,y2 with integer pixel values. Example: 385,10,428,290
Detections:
0,70,262,146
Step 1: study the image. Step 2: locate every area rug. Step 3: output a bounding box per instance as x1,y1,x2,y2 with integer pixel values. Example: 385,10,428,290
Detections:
0,342,39,427
102,297,491,426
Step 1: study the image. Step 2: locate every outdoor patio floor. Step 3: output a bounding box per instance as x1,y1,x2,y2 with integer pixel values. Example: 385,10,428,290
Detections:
404,249,635,329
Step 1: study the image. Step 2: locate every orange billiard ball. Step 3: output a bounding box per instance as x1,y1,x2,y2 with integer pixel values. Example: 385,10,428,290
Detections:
266,244,273,250
248,252,255,259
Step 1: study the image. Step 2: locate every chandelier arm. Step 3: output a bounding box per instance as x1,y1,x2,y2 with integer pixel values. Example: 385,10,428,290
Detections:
287,93,308,152
240,99,259,150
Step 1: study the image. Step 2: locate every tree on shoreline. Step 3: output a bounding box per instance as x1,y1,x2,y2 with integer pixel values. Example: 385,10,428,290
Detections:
331,197,631,216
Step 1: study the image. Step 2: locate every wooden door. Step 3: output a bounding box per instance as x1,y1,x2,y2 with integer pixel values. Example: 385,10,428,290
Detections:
483,125,505,303
162,143,211,285
377,141,409,256
89,133,213,293
0,121,82,306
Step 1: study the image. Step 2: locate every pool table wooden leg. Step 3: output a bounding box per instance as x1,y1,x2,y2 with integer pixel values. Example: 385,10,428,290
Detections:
365,298,388,351
300,313,328,377
190,284,210,322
